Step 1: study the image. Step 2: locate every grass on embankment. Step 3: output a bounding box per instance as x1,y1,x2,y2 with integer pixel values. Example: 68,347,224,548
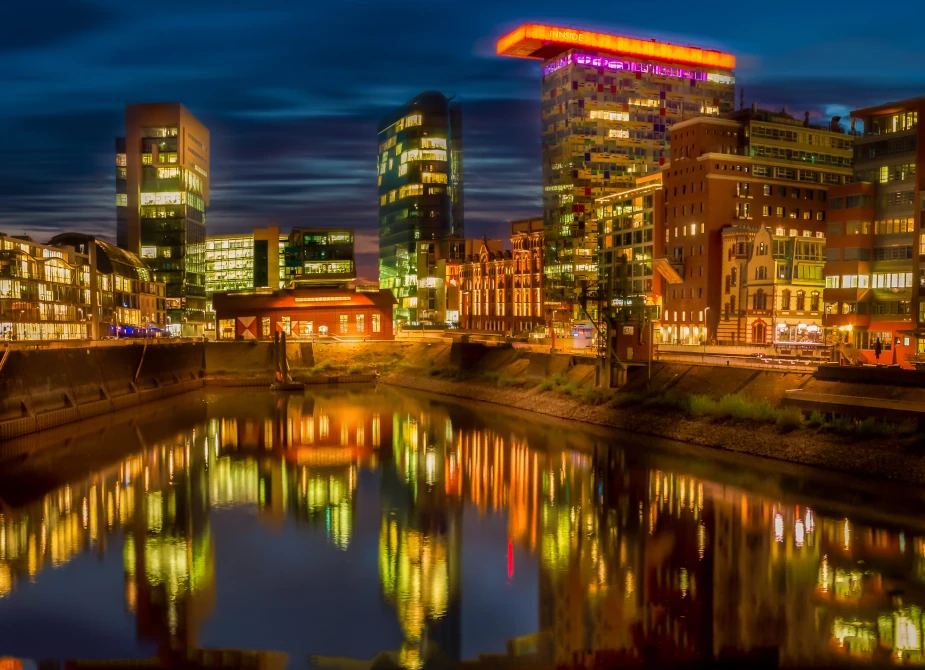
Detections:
602,387,919,438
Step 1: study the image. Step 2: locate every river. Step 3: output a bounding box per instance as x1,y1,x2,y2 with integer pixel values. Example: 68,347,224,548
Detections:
0,386,924,668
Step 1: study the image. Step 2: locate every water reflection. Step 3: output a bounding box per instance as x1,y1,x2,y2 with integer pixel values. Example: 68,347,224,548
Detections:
1,388,925,668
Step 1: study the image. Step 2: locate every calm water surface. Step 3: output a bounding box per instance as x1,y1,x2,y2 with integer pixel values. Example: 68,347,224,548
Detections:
0,387,924,668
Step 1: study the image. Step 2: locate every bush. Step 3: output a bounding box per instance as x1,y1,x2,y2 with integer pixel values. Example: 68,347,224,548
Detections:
687,394,716,418
538,373,568,392
427,367,441,377
857,417,894,439
776,407,803,433
560,381,581,398
826,416,855,434
579,387,607,406
348,364,364,375
807,410,827,428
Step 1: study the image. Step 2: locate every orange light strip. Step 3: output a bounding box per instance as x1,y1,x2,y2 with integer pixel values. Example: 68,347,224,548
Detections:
496,24,735,70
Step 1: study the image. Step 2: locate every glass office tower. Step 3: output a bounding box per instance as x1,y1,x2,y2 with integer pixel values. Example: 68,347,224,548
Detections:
117,103,210,335
377,91,464,324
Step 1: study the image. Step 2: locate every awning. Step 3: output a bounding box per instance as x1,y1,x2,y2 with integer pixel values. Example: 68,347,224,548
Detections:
652,257,684,284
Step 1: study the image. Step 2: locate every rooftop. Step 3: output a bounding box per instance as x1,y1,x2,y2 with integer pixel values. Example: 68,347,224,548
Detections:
496,24,735,69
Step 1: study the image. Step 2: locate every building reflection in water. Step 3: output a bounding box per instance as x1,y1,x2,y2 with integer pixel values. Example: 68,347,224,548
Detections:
1,388,925,668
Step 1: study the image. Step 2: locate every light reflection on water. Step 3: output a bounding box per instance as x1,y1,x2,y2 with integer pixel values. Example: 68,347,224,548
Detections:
0,387,924,668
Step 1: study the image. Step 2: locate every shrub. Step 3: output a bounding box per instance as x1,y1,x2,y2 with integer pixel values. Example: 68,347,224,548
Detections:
857,417,894,439
427,367,441,377
579,387,607,406
826,416,855,434
348,364,364,375
715,394,755,421
687,394,716,418
560,381,581,398
538,373,568,392
807,410,827,428
775,407,803,433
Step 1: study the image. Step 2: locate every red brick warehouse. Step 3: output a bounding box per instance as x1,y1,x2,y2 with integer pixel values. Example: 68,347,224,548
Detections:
211,287,396,340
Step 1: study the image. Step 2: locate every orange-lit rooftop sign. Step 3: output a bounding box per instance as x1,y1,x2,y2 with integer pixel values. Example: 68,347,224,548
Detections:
497,24,735,70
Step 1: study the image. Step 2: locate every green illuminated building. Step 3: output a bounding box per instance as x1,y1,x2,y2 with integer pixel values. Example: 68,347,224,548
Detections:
377,91,464,324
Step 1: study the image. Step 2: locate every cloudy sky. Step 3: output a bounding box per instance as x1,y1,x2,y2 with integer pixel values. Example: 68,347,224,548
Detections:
1,0,923,277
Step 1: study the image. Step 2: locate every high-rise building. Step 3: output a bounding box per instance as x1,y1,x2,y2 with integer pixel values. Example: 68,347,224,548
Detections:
823,98,923,366
497,24,736,330
377,91,464,324
117,103,210,336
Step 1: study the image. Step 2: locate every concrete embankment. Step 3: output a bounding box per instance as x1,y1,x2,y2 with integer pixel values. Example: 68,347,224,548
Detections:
0,342,204,440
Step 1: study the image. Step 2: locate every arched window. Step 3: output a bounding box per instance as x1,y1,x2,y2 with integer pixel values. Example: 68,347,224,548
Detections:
781,290,791,311
725,275,731,294
753,322,767,343
731,268,737,287
753,289,767,310
756,266,767,280
796,290,806,310
810,291,821,311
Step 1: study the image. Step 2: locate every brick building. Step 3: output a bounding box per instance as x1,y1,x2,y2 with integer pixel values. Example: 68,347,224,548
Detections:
459,218,545,334
212,288,395,341
599,106,852,345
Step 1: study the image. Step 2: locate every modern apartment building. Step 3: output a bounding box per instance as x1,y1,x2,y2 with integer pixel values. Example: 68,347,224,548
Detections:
378,91,464,324
117,103,210,335
0,233,166,341
648,107,852,344
823,98,924,366
497,24,736,330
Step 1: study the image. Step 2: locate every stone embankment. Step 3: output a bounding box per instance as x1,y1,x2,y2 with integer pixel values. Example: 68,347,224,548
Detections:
0,341,204,440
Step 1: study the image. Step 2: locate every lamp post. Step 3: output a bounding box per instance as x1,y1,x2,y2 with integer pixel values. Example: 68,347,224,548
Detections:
703,306,711,362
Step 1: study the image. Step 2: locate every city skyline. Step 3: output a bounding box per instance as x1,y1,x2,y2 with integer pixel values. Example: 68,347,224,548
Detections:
1,0,924,278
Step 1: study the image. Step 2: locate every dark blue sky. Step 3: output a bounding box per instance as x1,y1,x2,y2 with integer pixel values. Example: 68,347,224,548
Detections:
1,0,923,278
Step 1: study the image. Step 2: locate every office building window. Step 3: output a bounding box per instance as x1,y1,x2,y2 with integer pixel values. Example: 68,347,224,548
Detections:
219,319,235,341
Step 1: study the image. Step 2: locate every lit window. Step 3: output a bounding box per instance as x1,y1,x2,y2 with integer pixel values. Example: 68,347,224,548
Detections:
339,314,348,333
116,194,127,207
141,247,157,259
262,317,270,337
372,313,381,333
356,314,365,333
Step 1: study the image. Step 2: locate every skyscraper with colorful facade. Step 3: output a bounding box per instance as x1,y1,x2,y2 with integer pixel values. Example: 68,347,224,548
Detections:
497,24,735,331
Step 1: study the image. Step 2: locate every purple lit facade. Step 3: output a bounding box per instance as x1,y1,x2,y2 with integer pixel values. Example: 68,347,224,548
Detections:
542,53,734,86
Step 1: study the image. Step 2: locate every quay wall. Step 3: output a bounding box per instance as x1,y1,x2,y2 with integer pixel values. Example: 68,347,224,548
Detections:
0,342,205,440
